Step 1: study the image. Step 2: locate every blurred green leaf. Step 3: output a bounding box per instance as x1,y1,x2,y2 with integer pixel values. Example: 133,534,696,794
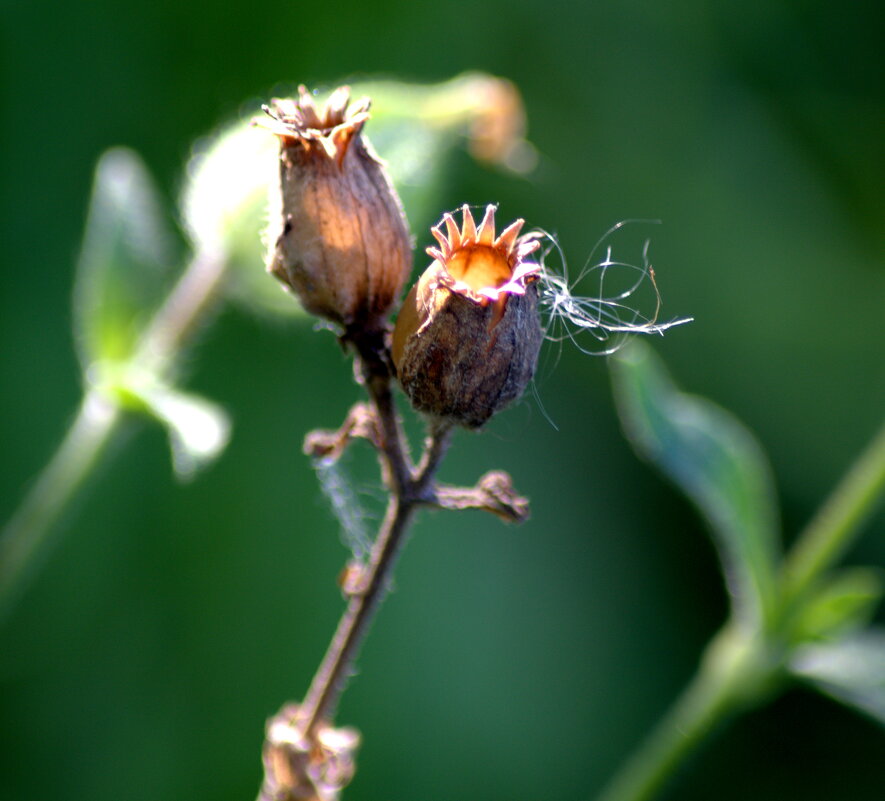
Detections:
791,629,885,728
108,368,231,481
788,567,883,644
356,73,536,234
74,148,177,367
181,121,296,317
611,340,781,629
367,115,454,236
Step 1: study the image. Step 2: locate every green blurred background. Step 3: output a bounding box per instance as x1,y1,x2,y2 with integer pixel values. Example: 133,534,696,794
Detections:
2,0,883,799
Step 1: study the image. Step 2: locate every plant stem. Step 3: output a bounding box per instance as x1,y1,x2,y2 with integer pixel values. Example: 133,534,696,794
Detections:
298,495,417,735
352,330,414,495
0,249,227,619
595,669,736,801
297,336,452,735
595,420,885,801
595,628,771,801
781,418,885,603
136,247,229,373
0,390,121,620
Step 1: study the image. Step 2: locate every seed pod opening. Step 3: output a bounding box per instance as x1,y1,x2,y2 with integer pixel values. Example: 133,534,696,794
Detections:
392,205,543,428
257,86,413,331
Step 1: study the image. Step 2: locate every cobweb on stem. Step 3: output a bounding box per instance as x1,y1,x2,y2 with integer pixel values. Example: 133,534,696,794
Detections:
536,219,692,357
313,457,373,560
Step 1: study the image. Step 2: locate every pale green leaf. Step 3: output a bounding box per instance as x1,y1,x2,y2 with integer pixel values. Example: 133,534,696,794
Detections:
611,341,781,629
144,386,230,481
791,628,885,727
356,73,536,233
110,369,231,481
181,121,295,316
788,567,883,644
74,148,176,366
366,115,454,236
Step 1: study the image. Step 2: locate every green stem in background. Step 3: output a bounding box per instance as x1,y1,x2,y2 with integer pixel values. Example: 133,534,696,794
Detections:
0,249,227,620
781,419,885,604
594,633,770,801
0,390,121,620
594,683,721,801
596,419,885,801
135,248,228,373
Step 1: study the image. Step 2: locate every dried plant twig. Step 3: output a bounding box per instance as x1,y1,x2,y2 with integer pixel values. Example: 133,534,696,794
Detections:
257,331,527,801
433,471,530,523
303,403,380,462
256,90,541,801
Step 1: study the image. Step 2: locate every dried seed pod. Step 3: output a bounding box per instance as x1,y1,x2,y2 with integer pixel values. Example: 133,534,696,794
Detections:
259,703,360,801
392,205,543,428
257,86,412,331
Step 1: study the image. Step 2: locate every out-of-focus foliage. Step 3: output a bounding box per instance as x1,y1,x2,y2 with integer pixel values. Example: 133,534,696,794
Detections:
182,122,284,314
2,1,883,801
610,338,884,798
112,369,231,481
792,630,885,727
74,149,176,367
72,152,230,479
612,341,781,630
789,568,883,644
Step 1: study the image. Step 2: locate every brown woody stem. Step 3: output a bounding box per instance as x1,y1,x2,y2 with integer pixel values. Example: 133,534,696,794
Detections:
297,494,416,735
260,327,528,801
295,331,452,736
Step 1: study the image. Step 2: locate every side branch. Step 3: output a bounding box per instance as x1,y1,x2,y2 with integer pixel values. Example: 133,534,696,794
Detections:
432,470,530,523
304,403,379,461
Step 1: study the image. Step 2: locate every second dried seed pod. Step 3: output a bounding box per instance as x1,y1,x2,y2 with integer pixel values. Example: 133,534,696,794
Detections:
392,205,543,428
258,86,413,332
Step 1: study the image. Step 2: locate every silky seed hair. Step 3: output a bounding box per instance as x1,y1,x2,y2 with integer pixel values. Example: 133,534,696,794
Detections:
535,219,692,357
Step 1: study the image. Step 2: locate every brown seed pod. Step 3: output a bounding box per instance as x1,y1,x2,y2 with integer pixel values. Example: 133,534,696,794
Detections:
392,205,543,428
257,86,412,331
